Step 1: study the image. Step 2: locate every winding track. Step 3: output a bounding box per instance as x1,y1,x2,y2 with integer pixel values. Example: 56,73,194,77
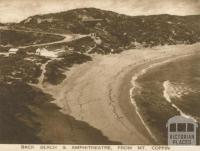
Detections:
3,27,200,144
0,28,88,49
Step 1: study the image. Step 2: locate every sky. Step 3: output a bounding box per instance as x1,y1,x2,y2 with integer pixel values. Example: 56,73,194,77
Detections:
0,0,200,23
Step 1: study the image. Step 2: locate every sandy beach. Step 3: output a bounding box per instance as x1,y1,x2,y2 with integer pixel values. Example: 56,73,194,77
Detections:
42,43,200,144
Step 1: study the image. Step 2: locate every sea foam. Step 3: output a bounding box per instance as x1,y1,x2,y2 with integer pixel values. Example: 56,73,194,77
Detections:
163,80,197,122
129,53,195,142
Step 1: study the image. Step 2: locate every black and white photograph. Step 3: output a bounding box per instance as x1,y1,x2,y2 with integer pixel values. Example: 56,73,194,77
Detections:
0,0,200,147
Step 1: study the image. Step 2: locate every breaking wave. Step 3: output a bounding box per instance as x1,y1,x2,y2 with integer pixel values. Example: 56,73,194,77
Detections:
162,80,197,122
129,54,197,143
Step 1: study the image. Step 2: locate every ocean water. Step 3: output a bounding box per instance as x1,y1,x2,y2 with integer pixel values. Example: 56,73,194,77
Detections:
130,54,200,144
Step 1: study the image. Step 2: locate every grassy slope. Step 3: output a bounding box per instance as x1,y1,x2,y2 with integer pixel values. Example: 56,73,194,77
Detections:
17,8,200,54
0,30,64,48
0,53,118,144
45,53,92,85
1,8,200,144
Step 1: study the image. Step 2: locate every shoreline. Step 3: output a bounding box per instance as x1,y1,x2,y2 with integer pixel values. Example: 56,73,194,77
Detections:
42,43,200,144
117,52,200,144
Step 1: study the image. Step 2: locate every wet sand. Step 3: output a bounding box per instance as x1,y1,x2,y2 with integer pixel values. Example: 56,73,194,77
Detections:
42,43,200,144
116,53,200,144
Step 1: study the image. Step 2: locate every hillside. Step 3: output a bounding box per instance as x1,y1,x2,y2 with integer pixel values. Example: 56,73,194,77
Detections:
1,8,200,144
0,30,64,49
16,8,200,54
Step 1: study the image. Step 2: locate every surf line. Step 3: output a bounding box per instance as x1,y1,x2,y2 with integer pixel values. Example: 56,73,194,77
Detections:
163,80,197,122
130,67,158,143
129,53,196,143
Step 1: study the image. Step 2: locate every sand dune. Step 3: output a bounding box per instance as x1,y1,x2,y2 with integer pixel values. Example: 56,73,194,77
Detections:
42,43,200,144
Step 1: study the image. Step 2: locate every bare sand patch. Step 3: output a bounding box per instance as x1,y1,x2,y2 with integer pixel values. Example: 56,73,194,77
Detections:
42,43,200,144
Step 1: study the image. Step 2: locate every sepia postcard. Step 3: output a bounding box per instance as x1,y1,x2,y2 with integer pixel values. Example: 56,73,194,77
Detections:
0,0,200,150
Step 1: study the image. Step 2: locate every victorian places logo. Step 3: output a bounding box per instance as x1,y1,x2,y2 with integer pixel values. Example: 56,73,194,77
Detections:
166,116,198,145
